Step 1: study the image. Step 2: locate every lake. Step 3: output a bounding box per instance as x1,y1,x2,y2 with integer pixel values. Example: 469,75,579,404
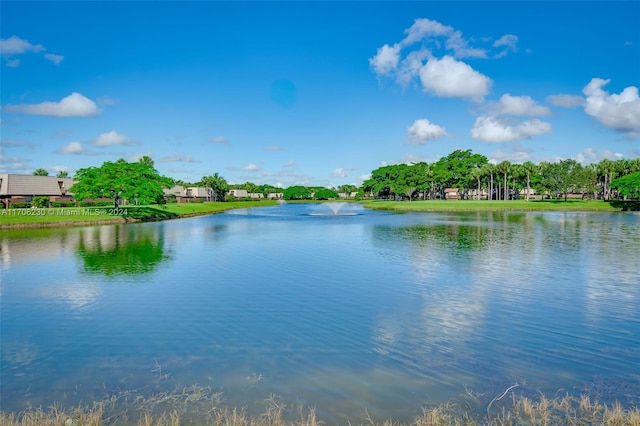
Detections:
1,203,639,423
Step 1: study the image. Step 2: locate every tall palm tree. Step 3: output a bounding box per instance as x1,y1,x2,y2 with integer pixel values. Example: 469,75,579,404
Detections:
470,167,484,200
496,161,511,200
200,173,228,202
522,161,537,201
481,163,495,200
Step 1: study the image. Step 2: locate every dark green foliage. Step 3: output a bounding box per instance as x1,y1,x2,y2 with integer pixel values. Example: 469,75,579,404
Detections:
611,171,640,199
51,201,76,208
32,196,50,208
9,203,32,208
71,159,174,206
313,188,338,200
284,185,312,200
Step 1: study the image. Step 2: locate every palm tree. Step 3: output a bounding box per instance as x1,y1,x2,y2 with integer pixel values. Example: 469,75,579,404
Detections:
139,155,155,168
56,170,70,178
200,173,228,202
469,167,484,200
33,168,49,176
522,161,537,201
496,161,511,200
481,163,495,200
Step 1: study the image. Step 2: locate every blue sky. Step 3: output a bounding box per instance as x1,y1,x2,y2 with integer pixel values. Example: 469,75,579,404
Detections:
1,1,639,188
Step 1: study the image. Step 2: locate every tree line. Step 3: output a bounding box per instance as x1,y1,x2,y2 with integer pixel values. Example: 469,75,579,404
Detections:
362,149,640,201
31,150,640,207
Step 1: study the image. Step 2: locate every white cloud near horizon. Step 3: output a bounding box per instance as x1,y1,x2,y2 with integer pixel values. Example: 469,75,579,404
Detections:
471,115,552,143
4,93,100,117
57,141,85,154
332,167,348,178
575,147,624,165
158,154,197,163
93,130,127,147
582,78,640,136
407,118,449,144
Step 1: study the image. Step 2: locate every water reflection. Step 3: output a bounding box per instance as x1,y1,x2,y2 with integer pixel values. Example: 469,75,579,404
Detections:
76,224,170,277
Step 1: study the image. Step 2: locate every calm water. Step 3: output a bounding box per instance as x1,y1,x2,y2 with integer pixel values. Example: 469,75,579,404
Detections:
1,203,639,422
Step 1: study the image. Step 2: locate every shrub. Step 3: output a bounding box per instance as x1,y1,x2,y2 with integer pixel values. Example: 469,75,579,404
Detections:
32,196,50,208
10,202,31,209
51,201,76,208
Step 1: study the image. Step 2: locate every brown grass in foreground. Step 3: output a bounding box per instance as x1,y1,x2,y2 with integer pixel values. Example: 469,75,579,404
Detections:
1,386,639,426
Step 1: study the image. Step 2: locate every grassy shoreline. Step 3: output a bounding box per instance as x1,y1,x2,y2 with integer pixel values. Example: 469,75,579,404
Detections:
362,199,639,212
0,200,278,229
1,387,638,425
1,199,638,230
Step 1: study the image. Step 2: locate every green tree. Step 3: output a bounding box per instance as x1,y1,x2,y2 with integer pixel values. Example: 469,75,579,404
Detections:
200,173,228,201
496,161,511,200
313,187,339,200
284,185,312,200
56,170,70,178
611,171,640,199
71,160,173,207
33,168,49,176
138,155,155,168
522,161,538,201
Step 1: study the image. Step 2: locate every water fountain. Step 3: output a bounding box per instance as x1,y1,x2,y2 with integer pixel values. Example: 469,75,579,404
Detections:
308,202,358,216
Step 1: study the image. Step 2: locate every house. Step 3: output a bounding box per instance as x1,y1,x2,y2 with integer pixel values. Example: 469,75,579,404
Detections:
163,185,214,202
444,188,460,200
0,174,76,207
267,192,284,199
338,192,359,199
228,189,248,198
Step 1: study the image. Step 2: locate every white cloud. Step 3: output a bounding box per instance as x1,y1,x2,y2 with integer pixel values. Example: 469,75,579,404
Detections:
242,164,259,171
0,36,44,55
445,31,487,59
401,18,454,46
127,152,153,162
4,92,100,117
471,115,552,143
582,78,640,136
44,53,63,65
546,94,584,108
332,167,347,178
57,141,85,154
265,145,284,151
210,136,229,145
419,55,492,100
6,59,20,67
396,49,430,86
493,34,518,58
496,94,551,116
158,154,196,163
93,130,127,147
493,34,518,49
369,43,401,76
283,160,296,167
489,148,532,163
50,165,70,173
407,118,449,144
575,147,623,165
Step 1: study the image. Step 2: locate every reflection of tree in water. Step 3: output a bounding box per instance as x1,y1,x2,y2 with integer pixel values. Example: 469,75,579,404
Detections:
76,224,169,276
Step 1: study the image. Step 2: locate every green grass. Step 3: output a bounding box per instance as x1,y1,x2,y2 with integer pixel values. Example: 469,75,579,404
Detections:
0,200,277,229
362,199,635,212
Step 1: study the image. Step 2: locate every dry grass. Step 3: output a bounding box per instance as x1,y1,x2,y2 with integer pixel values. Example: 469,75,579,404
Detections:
1,390,639,426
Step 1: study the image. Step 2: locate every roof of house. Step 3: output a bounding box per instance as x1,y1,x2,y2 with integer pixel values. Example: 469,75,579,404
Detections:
0,174,76,197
